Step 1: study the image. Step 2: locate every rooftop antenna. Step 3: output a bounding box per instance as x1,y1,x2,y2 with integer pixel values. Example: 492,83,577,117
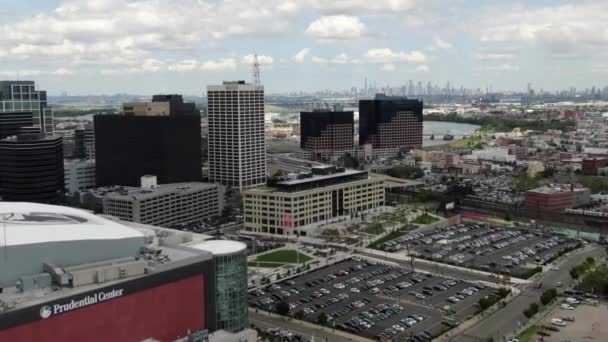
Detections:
252,54,261,86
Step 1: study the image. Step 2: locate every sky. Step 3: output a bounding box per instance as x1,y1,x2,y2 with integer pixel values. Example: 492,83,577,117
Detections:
0,0,606,95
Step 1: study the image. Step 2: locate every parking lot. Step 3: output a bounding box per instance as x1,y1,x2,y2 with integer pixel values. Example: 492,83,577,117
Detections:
377,222,581,278
250,258,500,342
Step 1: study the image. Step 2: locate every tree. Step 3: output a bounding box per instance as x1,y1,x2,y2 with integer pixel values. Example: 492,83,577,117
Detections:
293,310,305,320
386,165,425,179
276,301,290,316
317,312,329,326
540,288,558,305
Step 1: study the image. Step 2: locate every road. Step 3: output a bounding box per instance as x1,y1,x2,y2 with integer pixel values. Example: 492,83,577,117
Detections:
250,310,372,342
358,251,499,284
451,244,605,342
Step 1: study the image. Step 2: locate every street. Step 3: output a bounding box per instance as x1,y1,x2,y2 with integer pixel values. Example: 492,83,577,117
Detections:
451,244,605,341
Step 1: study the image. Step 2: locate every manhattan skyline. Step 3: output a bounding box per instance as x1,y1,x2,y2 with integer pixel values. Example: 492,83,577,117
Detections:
1,0,606,95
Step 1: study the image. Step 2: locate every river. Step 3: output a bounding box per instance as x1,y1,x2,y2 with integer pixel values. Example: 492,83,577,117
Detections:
423,121,480,147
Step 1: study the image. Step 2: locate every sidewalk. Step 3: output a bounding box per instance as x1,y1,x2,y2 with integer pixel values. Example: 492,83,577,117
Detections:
249,308,375,342
358,247,531,285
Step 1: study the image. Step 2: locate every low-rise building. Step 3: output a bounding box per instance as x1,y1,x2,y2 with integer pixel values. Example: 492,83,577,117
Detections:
243,165,384,237
80,176,221,227
525,186,574,212
582,158,608,175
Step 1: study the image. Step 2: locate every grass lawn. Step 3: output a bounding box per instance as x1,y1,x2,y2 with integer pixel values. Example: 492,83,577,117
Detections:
518,325,540,342
413,213,439,225
254,249,312,264
368,230,407,249
364,223,385,235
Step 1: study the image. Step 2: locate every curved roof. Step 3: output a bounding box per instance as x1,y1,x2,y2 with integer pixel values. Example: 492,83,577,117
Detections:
0,202,144,247
190,240,246,256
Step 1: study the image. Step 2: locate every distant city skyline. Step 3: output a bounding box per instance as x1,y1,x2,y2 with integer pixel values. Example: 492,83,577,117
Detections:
1,1,607,95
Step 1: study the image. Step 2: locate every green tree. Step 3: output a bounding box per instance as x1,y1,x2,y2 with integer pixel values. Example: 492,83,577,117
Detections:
293,310,305,320
317,312,329,326
276,301,290,316
386,165,425,179
540,288,558,305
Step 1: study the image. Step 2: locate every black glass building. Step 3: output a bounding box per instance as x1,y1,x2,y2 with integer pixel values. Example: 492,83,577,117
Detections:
0,111,36,140
359,94,423,150
0,133,64,203
94,114,202,187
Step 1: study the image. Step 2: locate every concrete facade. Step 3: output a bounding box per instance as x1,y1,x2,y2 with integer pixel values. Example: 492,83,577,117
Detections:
207,81,266,191
89,182,221,227
243,167,384,236
64,159,96,194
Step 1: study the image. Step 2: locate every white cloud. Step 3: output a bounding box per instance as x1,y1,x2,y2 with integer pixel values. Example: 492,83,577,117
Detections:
312,53,360,64
0,0,298,69
481,64,520,72
475,2,608,58
200,58,237,71
52,68,74,75
168,59,199,72
0,70,42,77
293,48,310,63
382,64,395,72
241,54,274,65
305,15,367,42
364,48,426,63
430,36,453,50
473,53,516,61
415,65,430,73
310,0,416,14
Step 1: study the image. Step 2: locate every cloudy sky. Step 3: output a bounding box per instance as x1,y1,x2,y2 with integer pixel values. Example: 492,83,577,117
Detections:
0,0,606,95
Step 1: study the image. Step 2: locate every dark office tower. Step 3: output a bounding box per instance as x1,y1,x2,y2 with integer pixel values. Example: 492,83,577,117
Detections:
0,81,54,133
94,113,202,187
300,110,354,160
151,94,197,115
0,133,64,203
0,111,36,140
74,127,95,160
359,94,423,150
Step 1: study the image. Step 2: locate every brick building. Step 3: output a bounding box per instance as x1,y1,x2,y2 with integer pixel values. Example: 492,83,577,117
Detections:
582,158,608,175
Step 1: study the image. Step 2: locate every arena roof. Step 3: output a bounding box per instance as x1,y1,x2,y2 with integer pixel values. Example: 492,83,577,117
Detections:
0,202,144,247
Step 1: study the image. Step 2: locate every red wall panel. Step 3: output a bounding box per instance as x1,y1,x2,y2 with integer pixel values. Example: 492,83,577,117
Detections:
0,275,205,342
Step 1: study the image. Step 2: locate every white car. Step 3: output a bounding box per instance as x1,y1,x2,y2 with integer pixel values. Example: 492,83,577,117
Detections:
552,318,567,327
350,287,360,293
561,304,575,310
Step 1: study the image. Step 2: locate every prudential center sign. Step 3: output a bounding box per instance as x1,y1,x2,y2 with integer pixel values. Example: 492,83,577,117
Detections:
39,289,124,319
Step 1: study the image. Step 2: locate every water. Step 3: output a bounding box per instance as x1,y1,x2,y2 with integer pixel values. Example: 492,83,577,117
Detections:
423,121,480,147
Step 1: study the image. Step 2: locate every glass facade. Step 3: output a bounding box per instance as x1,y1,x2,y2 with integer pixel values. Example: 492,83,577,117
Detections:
214,251,248,332
0,82,54,134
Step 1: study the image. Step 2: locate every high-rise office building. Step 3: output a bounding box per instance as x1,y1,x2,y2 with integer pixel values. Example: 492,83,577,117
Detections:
359,94,423,150
0,111,36,140
300,110,354,161
0,133,64,203
74,126,95,160
95,95,202,187
0,81,54,133
207,81,266,191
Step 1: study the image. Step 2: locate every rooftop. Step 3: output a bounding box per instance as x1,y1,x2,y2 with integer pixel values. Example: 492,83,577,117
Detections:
87,182,216,201
0,202,143,247
190,240,247,256
0,206,216,314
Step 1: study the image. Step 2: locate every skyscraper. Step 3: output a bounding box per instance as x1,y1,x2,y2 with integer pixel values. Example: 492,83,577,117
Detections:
0,111,35,140
207,81,266,191
95,95,202,187
300,110,354,161
0,81,54,133
0,133,64,203
359,94,423,150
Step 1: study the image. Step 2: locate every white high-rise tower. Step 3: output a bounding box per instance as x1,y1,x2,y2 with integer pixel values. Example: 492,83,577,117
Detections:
207,81,266,191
